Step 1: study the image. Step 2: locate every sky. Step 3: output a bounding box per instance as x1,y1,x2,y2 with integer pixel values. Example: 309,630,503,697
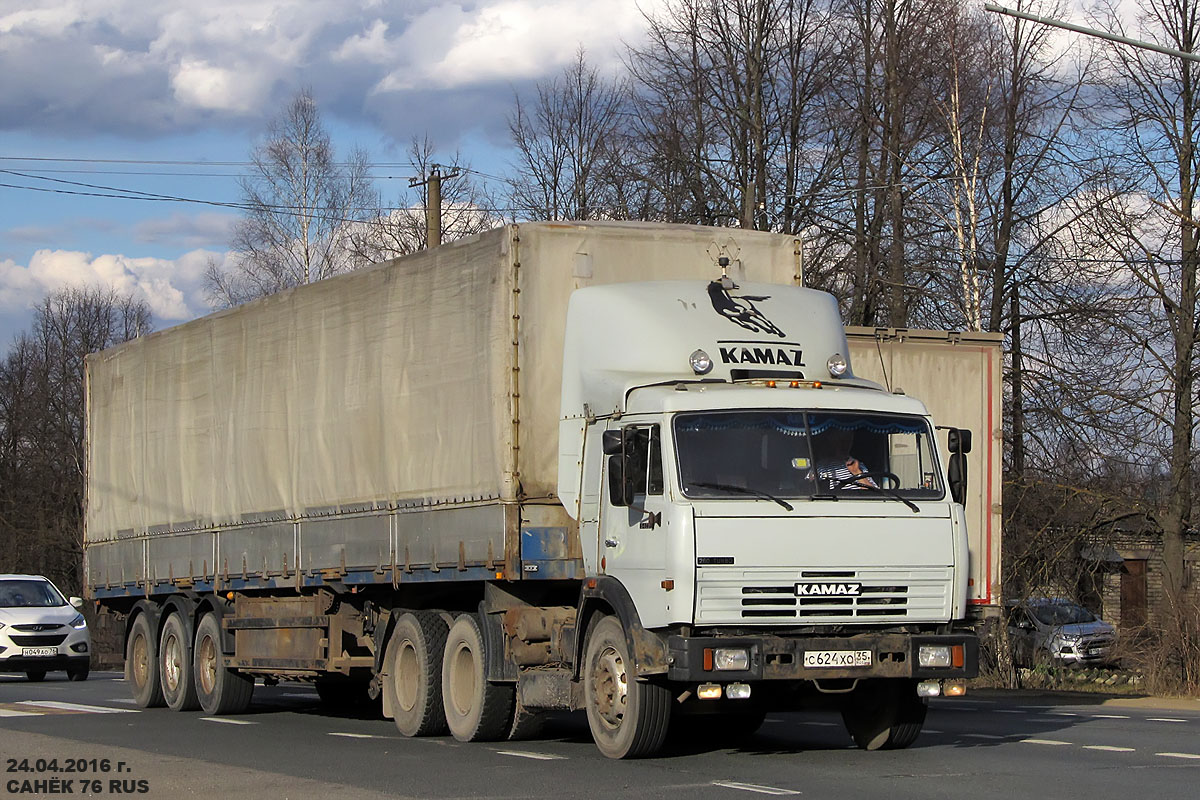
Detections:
0,1,1143,344
0,0,657,342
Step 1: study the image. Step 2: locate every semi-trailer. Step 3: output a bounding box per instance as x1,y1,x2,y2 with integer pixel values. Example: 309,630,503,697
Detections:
84,221,996,758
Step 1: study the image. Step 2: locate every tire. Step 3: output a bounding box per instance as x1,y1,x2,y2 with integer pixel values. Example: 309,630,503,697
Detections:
159,613,200,711
441,613,514,742
383,612,449,736
67,667,90,682
582,615,671,759
840,679,926,751
25,670,46,682
126,613,165,708
192,613,253,715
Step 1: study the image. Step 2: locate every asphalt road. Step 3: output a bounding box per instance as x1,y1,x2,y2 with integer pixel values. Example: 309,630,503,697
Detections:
1,672,1198,799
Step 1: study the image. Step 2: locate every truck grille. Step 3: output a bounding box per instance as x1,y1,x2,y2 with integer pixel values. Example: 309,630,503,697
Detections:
696,567,953,624
9,634,67,647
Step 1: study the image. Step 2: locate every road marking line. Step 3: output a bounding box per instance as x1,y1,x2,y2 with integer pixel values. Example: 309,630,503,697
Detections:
1084,745,1134,752
1090,714,1129,719
799,721,837,727
199,717,255,725
1157,752,1200,760
995,709,1027,714
280,692,316,698
329,732,385,739
17,701,136,714
1020,738,1072,746
712,781,800,795
108,698,138,704
962,733,1005,739
495,750,566,760
922,729,944,734
0,709,43,717
1047,712,1079,717
1147,718,1188,723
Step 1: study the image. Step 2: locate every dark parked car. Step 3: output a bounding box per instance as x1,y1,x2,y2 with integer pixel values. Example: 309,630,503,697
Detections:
1007,598,1116,667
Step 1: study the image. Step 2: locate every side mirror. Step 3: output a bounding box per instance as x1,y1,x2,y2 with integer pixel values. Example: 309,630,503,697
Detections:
608,454,635,507
947,428,973,455
948,452,968,506
69,596,84,609
602,430,624,456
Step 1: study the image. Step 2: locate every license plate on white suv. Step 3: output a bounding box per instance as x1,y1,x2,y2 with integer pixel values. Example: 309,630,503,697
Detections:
21,647,57,657
803,650,872,668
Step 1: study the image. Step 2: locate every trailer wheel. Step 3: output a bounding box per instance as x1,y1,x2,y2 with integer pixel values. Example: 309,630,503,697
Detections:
193,613,253,715
126,613,165,708
583,615,671,759
159,613,200,711
441,614,514,742
383,612,449,736
840,679,926,750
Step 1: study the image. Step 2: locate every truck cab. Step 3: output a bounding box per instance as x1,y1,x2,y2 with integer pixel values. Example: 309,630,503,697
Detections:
560,278,977,756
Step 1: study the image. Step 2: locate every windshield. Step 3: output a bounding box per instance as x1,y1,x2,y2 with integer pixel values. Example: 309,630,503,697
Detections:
1031,603,1096,626
674,410,944,501
0,579,66,608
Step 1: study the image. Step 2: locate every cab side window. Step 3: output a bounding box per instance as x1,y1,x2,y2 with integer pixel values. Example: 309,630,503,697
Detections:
624,424,663,497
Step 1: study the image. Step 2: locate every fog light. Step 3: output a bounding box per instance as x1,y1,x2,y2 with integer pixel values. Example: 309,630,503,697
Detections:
917,680,941,697
713,648,750,671
943,680,967,697
726,683,752,700
71,642,89,653
697,683,723,700
919,645,952,668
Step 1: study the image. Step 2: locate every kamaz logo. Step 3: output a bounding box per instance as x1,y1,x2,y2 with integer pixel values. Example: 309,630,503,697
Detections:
719,345,804,366
795,582,862,597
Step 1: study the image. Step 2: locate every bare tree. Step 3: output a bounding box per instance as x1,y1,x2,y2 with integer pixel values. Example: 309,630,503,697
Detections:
0,287,151,594
206,88,376,306
508,49,632,220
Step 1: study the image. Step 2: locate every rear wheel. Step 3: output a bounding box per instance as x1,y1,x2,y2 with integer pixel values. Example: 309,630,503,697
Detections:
25,670,46,682
583,615,671,759
384,612,449,736
126,613,164,707
193,613,253,715
159,613,199,711
441,614,514,742
840,679,926,750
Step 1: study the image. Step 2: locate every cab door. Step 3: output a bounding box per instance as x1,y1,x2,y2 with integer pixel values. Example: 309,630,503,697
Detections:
600,422,671,627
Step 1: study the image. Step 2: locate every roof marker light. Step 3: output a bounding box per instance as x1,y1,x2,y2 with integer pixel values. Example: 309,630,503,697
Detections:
827,353,848,378
690,349,714,375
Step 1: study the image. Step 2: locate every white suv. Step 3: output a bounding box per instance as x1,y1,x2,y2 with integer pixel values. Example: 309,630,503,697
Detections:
0,574,90,681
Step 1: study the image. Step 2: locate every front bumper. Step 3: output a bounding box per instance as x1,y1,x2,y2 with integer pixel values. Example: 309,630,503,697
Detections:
0,626,90,673
666,632,978,682
0,655,90,673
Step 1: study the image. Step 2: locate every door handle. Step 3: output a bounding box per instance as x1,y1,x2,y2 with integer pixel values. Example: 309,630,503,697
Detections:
604,538,619,548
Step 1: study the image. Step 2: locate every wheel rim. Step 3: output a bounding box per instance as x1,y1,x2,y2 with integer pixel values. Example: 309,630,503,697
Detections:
197,633,217,695
591,645,628,729
163,631,181,691
131,632,149,688
448,642,476,716
395,638,419,713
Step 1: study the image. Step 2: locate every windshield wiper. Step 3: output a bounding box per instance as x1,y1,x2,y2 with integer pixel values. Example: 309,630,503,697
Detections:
828,472,921,513
690,481,794,511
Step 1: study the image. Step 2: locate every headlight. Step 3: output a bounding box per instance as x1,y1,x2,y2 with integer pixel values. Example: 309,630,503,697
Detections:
918,645,952,668
713,648,750,671
826,353,848,378
70,613,87,630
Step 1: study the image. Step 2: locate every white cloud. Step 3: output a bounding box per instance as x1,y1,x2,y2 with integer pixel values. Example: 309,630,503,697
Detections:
0,248,222,324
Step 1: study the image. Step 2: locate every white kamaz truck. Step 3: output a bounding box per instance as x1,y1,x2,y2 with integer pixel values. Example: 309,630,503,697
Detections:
84,221,996,758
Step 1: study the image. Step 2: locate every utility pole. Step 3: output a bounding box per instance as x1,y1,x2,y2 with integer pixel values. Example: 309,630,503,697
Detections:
409,164,460,249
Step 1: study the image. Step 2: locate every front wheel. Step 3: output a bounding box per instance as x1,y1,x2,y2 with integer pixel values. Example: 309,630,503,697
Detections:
840,679,926,750
582,615,671,759
25,670,46,682
193,613,253,716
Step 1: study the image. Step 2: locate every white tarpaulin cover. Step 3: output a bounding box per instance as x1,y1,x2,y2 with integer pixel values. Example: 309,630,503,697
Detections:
86,222,799,543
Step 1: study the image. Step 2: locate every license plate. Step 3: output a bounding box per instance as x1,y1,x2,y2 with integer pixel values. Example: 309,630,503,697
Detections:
803,649,872,668
21,647,57,657
1087,648,1102,656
